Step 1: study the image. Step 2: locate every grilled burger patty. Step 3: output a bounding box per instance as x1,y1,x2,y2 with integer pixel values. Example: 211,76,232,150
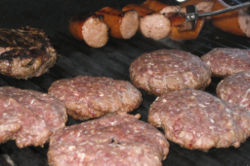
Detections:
129,49,211,95
48,113,169,166
217,71,250,111
201,48,250,77
48,76,142,120
0,26,58,79
0,86,67,148
148,89,250,151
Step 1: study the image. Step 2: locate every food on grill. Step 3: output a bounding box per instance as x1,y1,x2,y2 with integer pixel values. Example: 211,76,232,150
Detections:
142,0,214,16
96,7,139,39
212,0,250,37
169,16,205,41
148,89,250,151
201,48,250,77
48,113,169,166
0,86,67,148
69,14,109,48
180,0,215,13
129,49,211,95
0,26,58,79
48,76,142,120
122,4,171,40
142,0,214,41
217,71,250,111
142,0,181,16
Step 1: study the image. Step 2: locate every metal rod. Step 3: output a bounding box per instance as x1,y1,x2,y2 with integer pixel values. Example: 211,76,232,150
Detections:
198,2,250,17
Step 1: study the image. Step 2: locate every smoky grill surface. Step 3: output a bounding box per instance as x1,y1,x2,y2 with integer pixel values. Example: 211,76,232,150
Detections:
0,0,250,166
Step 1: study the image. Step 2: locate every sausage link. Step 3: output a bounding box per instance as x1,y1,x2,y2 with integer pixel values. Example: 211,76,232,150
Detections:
180,0,215,13
96,7,139,39
169,15,205,41
212,0,250,37
142,0,204,40
69,14,109,48
142,0,180,17
123,4,171,40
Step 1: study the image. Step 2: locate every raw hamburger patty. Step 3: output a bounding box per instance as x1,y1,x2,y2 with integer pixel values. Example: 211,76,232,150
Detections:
148,89,250,151
0,86,67,148
217,71,250,111
48,76,142,120
0,26,58,79
129,49,211,95
48,113,169,166
201,48,250,77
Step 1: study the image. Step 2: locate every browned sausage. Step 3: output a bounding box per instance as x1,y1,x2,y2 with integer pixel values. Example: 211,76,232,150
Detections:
212,0,250,37
169,15,205,41
96,7,139,39
142,0,180,17
123,4,171,40
141,0,205,41
180,0,215,13
69,14,109,48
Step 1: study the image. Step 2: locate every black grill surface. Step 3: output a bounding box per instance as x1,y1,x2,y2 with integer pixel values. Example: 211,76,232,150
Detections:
0,0,250,165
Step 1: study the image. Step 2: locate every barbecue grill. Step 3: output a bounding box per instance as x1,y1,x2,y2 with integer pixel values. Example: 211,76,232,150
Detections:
0,0,250,165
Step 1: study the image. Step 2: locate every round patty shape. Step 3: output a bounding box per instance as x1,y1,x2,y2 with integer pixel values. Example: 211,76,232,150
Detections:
48,76,142,120
201,48,250,77
0,26,58,79
217,71,250,111
129,49,211,95
48,113,169,166
0,86,67,148
148,89,250,151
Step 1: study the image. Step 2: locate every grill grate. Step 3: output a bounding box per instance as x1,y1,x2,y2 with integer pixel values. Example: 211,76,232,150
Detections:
0,0,250,165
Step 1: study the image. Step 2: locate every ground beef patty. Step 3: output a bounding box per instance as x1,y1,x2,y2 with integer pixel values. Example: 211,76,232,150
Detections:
0,86,67,148
48,76,142,120
0,26,58,79
201,48,250,77
217,71,250,111
129,49,211,95
48,113,169,166
148,89,250,151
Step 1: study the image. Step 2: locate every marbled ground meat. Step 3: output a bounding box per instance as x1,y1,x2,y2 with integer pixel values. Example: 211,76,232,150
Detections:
0,86,67,148
148,89,250,151
217,71,250,111
48,113,169,166
201,48,250,77
129,49,211,95
48,76,142,120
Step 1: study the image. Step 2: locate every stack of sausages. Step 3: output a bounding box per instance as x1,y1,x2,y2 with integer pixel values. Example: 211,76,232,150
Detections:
69,0,250,48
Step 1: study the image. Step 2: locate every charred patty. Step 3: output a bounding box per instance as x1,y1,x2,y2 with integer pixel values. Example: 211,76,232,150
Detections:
0,26,58,79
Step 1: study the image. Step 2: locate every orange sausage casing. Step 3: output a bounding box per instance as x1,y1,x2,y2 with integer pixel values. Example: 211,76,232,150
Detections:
69,14,109,48
142,0,170,12
96,7,139,39
123,4,171,40
142,0,180,16
180,0,215,13
142,0,204,41
169,15,204,41
123,4,154,17
212,0,250,37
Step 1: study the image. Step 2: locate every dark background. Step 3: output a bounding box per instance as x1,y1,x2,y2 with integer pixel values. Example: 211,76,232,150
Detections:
0,0,250,166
